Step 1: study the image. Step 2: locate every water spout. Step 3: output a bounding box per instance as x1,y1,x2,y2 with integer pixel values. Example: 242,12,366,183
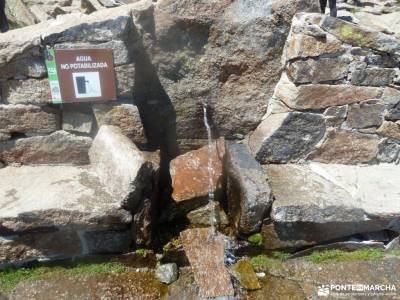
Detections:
203,103,217,234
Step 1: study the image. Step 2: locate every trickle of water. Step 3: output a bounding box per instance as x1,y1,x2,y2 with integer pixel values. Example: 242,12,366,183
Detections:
203,103,216,233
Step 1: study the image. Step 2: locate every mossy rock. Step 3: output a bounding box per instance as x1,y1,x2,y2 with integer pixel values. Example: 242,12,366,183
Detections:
339,24,375,48
230,259,261,290
248,233,263,246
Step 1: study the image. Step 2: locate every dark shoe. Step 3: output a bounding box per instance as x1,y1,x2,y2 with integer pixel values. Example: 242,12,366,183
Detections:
0,22,8,33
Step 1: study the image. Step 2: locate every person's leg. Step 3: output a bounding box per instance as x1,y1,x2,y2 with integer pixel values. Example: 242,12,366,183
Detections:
0,0,9,33
319,0,327,14
329,0,337,17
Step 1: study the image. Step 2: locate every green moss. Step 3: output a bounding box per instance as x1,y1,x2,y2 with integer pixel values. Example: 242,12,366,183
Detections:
306,248,385,264
340,24,353,39
135,248,149,257
340,24,372,47
271,251,291,261
0,262,126,294
231,259,261,290
163,237,181,252
248,233,263,246
181,56,194,73
64,262,126,275
250,255,273,269
0,267,49,293
396,0,400,6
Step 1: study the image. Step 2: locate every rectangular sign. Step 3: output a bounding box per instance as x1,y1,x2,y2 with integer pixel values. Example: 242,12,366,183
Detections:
44,47,117,104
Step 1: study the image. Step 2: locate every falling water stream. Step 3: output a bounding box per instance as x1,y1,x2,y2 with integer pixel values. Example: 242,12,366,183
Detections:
203,103,217,235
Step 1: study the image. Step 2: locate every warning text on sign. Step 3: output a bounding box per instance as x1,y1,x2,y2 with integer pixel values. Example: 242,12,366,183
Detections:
60,56,108,70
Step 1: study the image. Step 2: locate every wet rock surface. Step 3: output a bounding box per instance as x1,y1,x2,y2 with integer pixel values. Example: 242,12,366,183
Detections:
186,201,229,227
170,138,226,204
180,228,234,298
291,241,386,258
9,272,166,300
6,254,399,299
249,256,400,300
229,259,261,291
270,257,399,297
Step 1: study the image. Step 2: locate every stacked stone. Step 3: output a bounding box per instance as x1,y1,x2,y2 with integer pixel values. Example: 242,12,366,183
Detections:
0,4,149,167
248,13,400,249
250,13,400,165
163,0,321,238
0,2,157,267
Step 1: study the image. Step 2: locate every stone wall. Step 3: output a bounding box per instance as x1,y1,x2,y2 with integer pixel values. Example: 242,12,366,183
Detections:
0,3,150,167
0,0,322,266
0,0,320,166
142,0,319,155
249,13,400,165
0,0,399,266
0,2,154,267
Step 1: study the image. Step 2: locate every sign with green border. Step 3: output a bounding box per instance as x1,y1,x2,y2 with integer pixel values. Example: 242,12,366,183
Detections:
44,47,63,104
43,47,117,104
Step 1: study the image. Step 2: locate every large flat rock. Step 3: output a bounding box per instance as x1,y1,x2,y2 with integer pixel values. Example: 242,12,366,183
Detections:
0,165,131,233
265,163,400,246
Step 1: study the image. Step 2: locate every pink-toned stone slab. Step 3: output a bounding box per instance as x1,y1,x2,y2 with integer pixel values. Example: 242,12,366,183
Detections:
180,228,234,298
